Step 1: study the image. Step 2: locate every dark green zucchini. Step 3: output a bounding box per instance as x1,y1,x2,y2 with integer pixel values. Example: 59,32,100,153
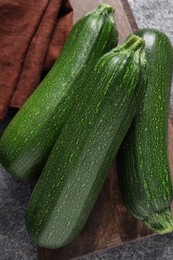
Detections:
0,4,118,180
117,29,173,234
26,35,146,248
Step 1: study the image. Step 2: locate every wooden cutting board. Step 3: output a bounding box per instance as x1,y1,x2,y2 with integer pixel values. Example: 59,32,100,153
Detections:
37,0,173,259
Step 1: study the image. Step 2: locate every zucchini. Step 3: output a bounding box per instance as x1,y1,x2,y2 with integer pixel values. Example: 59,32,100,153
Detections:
117,29,173,234
26,35,146,248
0,4,118,180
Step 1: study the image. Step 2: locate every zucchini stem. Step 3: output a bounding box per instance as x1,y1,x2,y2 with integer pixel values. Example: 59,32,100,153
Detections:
123,35,145,51
144,208,173,234
97,3,115,14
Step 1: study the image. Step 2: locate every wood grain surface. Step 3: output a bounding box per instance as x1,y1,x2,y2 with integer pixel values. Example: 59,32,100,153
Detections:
37,0,173,259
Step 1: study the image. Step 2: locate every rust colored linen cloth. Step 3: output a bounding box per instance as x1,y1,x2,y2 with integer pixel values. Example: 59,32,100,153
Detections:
0,0,73,119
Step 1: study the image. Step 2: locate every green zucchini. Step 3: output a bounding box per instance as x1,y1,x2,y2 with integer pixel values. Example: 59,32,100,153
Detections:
26,35,146,248
0,4,118,180
117,29,173,234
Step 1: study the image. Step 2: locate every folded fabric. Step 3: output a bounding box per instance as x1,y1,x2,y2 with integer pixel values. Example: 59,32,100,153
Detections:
0,0,73,119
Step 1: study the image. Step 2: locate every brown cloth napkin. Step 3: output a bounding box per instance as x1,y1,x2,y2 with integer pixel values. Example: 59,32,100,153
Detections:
0,0,73,120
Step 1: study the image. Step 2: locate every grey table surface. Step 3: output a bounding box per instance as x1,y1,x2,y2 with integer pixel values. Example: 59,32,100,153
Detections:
0,0,173,260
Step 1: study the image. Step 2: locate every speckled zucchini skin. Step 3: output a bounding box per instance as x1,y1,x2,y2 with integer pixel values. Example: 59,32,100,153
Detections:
0,4,118,180
117,29,173,234
26,35,146,249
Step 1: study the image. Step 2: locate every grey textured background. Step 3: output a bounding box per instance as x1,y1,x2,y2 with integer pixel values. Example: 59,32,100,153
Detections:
0,0,173,259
